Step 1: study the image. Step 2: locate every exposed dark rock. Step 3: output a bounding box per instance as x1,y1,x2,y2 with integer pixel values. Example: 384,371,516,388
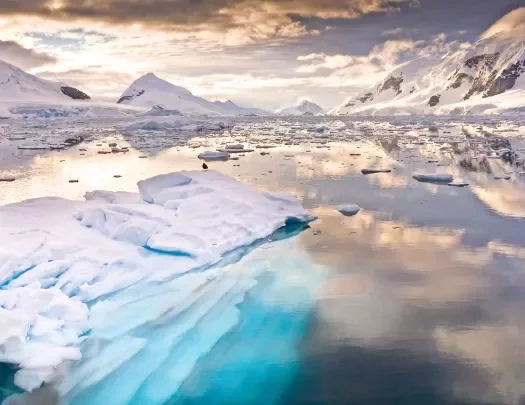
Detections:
117,90,144,104
379,75,403,95
464,53,500,70
428,95,441,107
485,60,524,97
461,53,525,100
358,93,374,103
60,86,90,100
448,73,473,89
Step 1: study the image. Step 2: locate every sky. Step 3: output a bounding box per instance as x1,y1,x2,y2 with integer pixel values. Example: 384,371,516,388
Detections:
0,0,522,110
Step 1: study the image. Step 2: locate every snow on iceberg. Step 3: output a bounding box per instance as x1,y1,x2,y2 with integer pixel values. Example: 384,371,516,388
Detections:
0,171,314,393
78,171,315,258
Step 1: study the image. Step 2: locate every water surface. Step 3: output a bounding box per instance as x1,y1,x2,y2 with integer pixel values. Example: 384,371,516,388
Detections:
1,116,525,405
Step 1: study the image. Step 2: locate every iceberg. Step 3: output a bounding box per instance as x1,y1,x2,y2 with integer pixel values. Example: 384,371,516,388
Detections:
0,171,314,393
337,204,361,217
412,173,454,183
361,168,392,174
197,151,230,161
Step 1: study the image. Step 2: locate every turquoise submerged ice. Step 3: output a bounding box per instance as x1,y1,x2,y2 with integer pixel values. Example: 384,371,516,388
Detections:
0,170,316,395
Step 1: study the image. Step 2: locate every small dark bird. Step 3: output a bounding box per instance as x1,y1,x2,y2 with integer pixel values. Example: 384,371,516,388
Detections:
202,163,208,170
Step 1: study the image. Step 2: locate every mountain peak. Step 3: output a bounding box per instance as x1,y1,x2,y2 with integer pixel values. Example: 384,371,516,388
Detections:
140,72,159,80
276,99,324,116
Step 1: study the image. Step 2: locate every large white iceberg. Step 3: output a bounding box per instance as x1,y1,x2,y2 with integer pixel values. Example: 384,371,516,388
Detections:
0,170,314,392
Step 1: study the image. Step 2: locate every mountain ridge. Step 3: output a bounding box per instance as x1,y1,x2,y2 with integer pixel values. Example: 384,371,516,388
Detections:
276,100,324,116
117,73,270,116
330,8,525,115
0,60,90,102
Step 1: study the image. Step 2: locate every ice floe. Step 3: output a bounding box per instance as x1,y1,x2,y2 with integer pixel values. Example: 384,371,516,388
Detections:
412,173,454,183
197,151,230,161
337,205,362,217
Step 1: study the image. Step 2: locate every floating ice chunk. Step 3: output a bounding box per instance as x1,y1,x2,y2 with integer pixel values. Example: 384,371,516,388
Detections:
337,204,361,217
198,151,230,161
361,168,392,174
448,182,469,187
412,173,453,183
225,144,244,150
217,148,254,153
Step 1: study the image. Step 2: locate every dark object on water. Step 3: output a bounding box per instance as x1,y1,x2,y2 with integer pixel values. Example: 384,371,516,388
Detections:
361,168,391,175
202,163,208,170
64,136,84,147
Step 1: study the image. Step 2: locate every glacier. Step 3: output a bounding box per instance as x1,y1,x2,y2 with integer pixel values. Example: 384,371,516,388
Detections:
0,170,315,395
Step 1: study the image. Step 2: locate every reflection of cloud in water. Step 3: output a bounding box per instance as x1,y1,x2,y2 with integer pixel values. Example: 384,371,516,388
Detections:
435,321,525,405
365,171,408,189
304,210,494,304
471,184,525,218
298,207,525,403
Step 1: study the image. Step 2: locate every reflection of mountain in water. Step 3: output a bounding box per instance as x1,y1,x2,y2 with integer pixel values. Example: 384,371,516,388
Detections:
459,156,493,174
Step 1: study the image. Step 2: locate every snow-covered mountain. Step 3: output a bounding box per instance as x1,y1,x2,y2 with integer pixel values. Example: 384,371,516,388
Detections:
212,100,271,116
330,8,525,115
276,100,324,116
117,73,270,116
0,60,90,102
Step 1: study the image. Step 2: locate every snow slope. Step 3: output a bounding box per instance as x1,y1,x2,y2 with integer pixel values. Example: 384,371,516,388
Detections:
0,170,313,392
276,100,324,116
212,100,272,116
117,73,270,116
0,60,90,102
330,8,525,116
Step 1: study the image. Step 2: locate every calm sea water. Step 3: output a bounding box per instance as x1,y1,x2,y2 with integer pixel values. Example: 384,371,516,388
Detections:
1,116,525,405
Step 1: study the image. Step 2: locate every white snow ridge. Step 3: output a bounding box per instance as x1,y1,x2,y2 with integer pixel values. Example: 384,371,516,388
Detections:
0,171,314,392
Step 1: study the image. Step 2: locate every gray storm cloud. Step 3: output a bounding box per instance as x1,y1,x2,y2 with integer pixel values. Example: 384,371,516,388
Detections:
0,0,419,31
0,40,57,69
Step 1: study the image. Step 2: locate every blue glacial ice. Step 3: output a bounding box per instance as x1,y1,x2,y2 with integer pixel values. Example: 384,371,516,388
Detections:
0,170,317,395
59,239,325,405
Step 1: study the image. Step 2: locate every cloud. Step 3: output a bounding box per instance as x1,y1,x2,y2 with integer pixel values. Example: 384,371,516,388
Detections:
481,7,525,40
0,0,419,42
37,67,135,99
381,27,403,36
0,40,57,69
296,39,417,74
